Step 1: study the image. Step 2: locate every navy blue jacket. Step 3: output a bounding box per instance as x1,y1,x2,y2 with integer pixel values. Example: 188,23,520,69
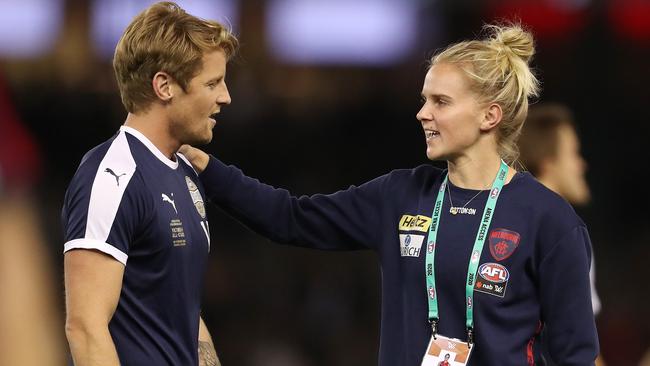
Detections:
200,156,598,366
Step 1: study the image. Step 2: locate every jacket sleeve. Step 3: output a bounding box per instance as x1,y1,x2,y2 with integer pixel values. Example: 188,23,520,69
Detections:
199,156,387,251
538,225,599,365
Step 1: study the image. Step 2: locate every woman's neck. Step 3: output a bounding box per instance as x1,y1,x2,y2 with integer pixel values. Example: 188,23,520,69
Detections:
446,150,515,190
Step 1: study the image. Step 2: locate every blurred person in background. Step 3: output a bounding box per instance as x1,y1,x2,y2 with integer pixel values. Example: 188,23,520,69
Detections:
519,102,605,366
181,24,598,365
0,72,65,365
640,348,650,366
61,2,236,365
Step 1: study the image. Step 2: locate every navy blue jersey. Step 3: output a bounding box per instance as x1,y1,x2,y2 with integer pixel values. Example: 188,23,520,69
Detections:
200,157,598,366
62,126,211,366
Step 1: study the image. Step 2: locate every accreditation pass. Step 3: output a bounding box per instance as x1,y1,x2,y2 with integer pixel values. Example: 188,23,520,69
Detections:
421,334,473,366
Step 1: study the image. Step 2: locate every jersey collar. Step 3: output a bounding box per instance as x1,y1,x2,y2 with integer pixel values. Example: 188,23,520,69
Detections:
119,126,179,170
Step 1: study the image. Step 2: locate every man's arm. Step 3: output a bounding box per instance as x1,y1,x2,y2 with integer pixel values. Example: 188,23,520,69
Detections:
198,317,221,366
65,249,124,366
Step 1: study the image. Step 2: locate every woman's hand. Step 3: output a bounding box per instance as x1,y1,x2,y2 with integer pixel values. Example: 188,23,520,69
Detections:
178,145,210,173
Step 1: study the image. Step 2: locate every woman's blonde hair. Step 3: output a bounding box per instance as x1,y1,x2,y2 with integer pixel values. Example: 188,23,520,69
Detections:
113,2,238,113
430,23,540,164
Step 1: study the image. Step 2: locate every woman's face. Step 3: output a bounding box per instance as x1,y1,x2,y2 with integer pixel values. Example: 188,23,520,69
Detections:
416,62,485,161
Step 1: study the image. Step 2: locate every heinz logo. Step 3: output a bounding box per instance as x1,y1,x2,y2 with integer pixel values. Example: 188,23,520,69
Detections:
478,263,509,283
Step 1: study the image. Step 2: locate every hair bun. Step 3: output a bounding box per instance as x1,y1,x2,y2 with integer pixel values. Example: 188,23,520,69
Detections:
486,24,535,64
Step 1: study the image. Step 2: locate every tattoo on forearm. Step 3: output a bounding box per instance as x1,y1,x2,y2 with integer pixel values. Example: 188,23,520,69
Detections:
198,341,220,366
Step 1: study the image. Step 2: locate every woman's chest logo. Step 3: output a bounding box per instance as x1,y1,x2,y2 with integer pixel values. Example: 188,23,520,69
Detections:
488,228,520,261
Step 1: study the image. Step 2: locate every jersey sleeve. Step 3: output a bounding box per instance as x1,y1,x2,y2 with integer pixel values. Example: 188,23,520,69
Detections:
62,134,147,265
538,225,599,365
199,156,388,251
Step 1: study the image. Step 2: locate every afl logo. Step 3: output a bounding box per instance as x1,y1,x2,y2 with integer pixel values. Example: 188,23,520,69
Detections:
478,263,509,283
404,234,411,246
490,187,500,198
470,250,480,263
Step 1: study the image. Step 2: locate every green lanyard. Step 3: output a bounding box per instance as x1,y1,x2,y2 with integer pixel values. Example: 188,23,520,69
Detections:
425,160,509,344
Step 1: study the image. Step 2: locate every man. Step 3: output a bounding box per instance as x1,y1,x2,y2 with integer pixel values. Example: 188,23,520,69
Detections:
519,103,604,365
62,2,237,365
519,103,591,207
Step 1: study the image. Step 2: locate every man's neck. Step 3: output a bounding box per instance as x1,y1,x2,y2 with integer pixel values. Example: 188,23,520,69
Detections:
123,112,178,160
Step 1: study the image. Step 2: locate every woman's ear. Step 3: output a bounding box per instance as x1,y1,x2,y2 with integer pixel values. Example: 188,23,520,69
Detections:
480,103,503,131
152,72,174,102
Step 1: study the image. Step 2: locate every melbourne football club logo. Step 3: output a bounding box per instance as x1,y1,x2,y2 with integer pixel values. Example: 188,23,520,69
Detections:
488,228,521,261
185,176,206,219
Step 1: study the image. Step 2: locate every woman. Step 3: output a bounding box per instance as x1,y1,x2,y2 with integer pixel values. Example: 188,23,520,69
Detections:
181,24,598,365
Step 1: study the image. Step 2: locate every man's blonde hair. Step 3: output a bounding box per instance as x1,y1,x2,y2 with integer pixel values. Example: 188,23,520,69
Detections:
431,23,540,164
113,1,238,113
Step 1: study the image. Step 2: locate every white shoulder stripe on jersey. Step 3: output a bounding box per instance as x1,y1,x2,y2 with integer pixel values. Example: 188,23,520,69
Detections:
177,152,198,176
64,238,128,265
120,125,179,169
84,130,136,245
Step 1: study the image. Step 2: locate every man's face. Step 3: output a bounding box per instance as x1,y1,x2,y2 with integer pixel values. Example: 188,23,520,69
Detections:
549,124,590,205
169,50,231,146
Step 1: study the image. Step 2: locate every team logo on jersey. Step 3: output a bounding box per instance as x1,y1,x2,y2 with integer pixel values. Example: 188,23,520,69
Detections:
488,228,520,261
399,234,424,257
475,262,509,297
398,214,431,233
185,176,206,219
161,193,177,214
104,168,127,186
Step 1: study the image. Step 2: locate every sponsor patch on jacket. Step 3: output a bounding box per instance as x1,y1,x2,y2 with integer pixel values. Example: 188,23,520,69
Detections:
399,234,425,257
474,262,509,298
488,228,520,261
398,214,431,233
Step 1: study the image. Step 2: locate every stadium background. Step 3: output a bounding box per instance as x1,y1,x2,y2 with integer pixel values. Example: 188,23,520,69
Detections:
1,0,649,365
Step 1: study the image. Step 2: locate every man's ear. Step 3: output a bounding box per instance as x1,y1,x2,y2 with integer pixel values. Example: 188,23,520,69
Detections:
480,103,503,132
152,72,174,102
